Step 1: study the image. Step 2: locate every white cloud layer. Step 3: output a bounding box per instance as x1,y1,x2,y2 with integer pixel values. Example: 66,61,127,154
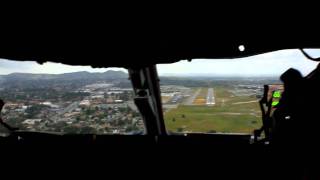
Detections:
0,60,126,75
0,49,319,77
157,49,320,76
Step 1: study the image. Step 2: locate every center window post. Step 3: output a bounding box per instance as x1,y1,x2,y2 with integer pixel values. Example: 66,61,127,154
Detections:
128,65,167,136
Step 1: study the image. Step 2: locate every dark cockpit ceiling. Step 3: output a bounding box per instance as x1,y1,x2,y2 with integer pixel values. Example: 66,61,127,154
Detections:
1,3,319,67
0,20,320,68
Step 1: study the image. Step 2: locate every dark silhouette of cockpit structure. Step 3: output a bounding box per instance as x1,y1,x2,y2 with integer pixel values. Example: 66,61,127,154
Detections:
1,20,320,179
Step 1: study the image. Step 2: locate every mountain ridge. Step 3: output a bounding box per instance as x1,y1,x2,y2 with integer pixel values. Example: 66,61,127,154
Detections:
0,70,128,81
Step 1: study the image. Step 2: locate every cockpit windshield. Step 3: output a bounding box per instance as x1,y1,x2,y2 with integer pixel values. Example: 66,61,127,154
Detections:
0,61,145,135
157,49,320,134
0,49,319,136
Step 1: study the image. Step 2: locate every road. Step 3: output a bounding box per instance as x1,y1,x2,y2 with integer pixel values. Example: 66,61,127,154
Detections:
163,104,179,114
60,101,80,114
50,101,80,122
206,88,215,106
127,101,138,111
232,100,258,105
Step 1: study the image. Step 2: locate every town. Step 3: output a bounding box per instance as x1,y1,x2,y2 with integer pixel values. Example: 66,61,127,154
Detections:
0,82,144,134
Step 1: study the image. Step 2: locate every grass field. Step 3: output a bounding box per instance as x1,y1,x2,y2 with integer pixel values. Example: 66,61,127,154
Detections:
164,86,262,134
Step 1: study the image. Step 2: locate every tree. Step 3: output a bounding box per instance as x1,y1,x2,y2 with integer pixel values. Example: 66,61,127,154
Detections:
117,120,125,126
118,107,126,113
132,111,140,117
181,114,185,118
172,118,176,122
98,114,105,119
53,121,67,132
104,127,110,132
85,108,93,115
63,126,79,134
177,127,184,132
0,125,10,135
25,104,48,118
125,125,133,132
79,126,96,134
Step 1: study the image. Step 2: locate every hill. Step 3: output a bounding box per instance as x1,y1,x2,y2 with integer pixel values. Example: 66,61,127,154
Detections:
1,70,127,81
0,70,129,88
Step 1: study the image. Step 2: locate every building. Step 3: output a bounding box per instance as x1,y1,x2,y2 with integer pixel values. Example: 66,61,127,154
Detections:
106,91,124,95
63,112,80,118
114,100,123,103
91,95,104,99
22,119,42,125
106,97,114,103
79,100,90,106
40,102,60,108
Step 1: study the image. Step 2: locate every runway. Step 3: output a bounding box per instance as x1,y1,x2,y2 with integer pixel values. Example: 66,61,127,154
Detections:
206,88,215,106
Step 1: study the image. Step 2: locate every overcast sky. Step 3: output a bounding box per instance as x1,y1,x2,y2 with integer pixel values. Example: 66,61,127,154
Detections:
0,49,319,77
157,49,320,77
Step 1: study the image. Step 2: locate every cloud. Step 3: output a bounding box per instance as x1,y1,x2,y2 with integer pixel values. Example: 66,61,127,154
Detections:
0,59,35,68
0,59,126,75
1,49,319,76
0,59,38,74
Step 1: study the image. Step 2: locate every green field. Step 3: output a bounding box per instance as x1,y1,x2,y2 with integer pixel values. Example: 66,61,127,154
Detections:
164,86,262,134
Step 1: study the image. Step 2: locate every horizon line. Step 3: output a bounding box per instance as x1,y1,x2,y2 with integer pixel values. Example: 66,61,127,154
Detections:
0,71,281,78
0,69,127,76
